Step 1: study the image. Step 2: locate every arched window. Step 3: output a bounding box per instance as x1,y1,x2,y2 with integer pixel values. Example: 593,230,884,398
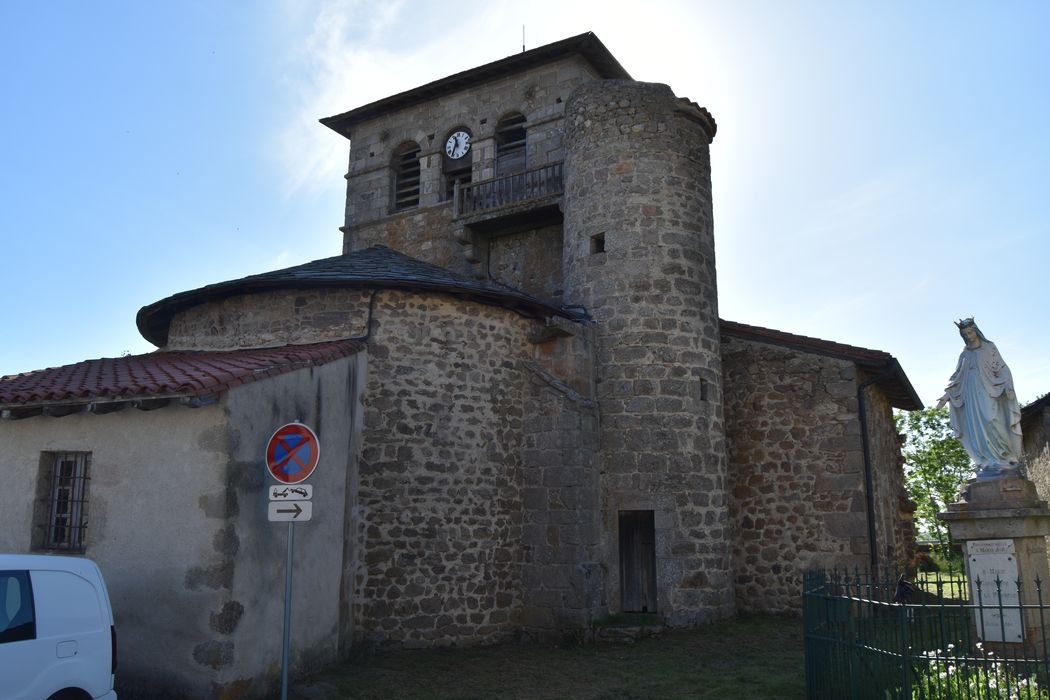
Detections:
393,143,421,211
495,113,527,175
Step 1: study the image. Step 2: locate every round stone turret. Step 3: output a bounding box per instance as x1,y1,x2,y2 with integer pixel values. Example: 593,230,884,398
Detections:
562,80,732,624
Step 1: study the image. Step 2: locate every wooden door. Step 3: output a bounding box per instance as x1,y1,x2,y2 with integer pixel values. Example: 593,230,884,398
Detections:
619,510,657,613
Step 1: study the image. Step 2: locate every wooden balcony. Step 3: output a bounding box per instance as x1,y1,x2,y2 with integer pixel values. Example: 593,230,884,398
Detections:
453,162,563,230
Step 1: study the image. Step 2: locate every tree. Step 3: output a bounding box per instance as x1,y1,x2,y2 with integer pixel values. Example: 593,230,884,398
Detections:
895,406,972,560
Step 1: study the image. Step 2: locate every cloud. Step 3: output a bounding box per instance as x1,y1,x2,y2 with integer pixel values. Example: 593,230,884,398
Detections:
273,0,417,196
270,0,721,197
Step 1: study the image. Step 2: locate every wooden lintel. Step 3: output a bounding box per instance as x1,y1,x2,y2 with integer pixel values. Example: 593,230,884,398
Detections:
132,398,170,411
89,401,130,415
42,404,87,418
180,394,219,408
2,406,43,420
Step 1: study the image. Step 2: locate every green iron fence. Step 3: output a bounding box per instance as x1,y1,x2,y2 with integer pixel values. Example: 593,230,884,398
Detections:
804,569,1050,699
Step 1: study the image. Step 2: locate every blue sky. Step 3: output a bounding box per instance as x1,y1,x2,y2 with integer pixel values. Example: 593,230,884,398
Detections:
1,1,1048,406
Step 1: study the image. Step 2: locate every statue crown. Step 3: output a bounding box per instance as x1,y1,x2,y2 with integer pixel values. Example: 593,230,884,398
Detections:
955,317,975,329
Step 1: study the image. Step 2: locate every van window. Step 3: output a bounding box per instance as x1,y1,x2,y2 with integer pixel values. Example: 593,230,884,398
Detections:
0,570,35,644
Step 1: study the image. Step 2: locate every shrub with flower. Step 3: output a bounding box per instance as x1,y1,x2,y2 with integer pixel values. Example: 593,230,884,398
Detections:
911,643,1050,700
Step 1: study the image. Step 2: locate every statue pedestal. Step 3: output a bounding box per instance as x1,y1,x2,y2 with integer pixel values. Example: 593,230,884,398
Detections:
941,476,1050,654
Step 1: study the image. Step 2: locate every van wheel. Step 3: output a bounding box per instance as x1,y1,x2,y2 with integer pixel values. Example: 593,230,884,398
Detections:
48,691,91,700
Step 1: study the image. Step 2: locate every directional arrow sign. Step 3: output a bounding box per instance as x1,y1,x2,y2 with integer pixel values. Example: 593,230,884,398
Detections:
268,500,313,522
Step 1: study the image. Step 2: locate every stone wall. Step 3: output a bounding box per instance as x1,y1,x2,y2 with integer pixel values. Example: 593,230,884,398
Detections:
562,80,732,624
165,279,606,647
344,205,469,276
723,335,872,613
1025,404,1050,502
488,222,565,304
341,56,602,268
353,291,534,646
166,288,373,351
519,362,602,639
863,382,915,574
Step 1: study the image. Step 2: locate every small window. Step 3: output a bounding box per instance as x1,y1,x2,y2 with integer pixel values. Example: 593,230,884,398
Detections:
590,232,606,254
393,143,421,211
0,570,36,644
495,113,527,175
37,452,91,552
444,165,471,201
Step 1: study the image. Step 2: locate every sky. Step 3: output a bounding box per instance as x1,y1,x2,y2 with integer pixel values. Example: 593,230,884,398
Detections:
1,1,1048,407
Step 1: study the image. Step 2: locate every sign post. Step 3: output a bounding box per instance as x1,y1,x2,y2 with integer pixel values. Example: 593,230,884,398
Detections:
281,513,294,700
265,421,320,700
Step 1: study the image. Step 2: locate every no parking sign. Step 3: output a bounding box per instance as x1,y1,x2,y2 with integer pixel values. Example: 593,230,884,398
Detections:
265,422,320,485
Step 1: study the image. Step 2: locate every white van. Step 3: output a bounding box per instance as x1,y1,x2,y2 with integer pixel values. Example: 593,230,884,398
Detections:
0,554,117,700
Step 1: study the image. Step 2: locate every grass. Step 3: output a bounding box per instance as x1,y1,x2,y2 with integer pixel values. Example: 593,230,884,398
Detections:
590,612,664,628
915,570,969,600
291,615,804,700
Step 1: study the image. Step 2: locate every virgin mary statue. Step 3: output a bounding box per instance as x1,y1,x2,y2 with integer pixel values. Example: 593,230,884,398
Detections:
937,318,1023,478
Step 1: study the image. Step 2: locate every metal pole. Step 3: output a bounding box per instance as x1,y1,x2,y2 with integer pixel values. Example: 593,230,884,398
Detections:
281,521,294,700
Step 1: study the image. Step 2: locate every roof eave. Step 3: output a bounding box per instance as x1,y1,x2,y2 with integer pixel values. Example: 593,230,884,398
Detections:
1022,394,1050,423
864,357,923,412
720,320,922,411
137,277,570,347
319,32,630,140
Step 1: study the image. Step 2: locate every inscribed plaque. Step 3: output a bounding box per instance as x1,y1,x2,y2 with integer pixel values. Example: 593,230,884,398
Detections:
967,539,1023,643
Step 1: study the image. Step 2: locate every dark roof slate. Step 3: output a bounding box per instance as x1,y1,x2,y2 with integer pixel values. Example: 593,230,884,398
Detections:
320,32,631,139
1023,394,1050,423
720,319,922,410
0,340,362,409
137,245,571,347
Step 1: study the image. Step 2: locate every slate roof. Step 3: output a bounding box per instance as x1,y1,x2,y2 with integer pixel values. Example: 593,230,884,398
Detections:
320,32,631,140
1023,394,1050,423
137,245,572,347
720,319,922,410
0,340,362,409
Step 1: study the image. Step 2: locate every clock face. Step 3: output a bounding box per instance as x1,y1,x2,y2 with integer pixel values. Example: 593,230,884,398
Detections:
445,131,471,159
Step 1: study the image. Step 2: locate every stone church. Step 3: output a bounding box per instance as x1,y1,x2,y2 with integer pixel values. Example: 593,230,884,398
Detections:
0,33,920,697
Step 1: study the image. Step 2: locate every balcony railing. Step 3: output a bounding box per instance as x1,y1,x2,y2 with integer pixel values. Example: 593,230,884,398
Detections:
454,162,563,218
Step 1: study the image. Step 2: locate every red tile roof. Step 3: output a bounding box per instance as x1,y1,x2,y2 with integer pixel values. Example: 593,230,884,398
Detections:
0,340,363,408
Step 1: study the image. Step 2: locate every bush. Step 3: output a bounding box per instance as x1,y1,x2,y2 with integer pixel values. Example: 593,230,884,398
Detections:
926,547,964,574
912,643,1050,700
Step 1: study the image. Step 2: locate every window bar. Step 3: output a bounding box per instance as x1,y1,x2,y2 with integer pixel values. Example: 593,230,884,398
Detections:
1013,576,1023,699
1038,576,1049,696
975,576,993,697
72,453,88,550
45,452,89,551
